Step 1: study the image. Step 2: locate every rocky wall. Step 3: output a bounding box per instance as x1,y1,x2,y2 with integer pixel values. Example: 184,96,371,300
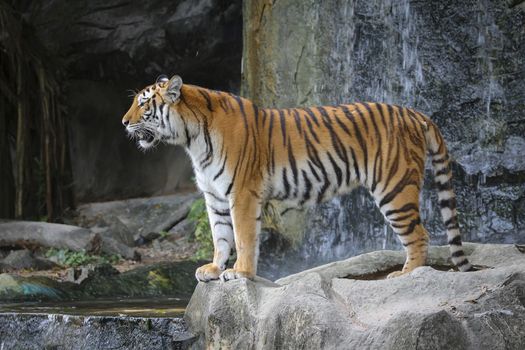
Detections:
21,0,242,202
243,0,525,278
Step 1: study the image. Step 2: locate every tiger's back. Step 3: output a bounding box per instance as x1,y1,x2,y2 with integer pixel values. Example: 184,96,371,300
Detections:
257,103,429,207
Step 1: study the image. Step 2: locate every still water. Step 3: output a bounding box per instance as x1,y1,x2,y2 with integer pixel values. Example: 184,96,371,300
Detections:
0,297,188,318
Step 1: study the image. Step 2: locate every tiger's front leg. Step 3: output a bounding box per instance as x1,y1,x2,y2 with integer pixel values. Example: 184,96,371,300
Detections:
220,191,262,281
195,193,235,282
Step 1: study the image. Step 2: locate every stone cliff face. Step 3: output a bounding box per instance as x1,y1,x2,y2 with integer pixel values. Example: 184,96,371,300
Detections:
22,0,242,202
243,0,525,278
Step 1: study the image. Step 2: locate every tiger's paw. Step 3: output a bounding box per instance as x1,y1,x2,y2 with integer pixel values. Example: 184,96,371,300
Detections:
386,270,406,279
195,263,223,282
219,268,254,282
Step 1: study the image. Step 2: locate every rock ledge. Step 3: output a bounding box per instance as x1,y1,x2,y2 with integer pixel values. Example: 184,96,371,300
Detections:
185,243,525,350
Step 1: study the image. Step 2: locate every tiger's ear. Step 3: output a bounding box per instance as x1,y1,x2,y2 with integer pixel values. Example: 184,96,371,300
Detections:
156,74,169,83
166,75,183,102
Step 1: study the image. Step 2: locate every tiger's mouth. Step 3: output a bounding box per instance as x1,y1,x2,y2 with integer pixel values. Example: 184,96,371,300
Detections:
136,130,155,143
127,127,157,150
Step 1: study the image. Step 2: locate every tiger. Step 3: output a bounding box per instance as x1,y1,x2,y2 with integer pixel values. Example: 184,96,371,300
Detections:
122,74,473,282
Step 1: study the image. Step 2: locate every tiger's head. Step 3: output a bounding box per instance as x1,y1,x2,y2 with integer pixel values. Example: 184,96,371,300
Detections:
122,74,184,150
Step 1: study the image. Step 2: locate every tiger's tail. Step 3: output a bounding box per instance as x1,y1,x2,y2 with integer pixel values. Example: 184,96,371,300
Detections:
424,120,473,272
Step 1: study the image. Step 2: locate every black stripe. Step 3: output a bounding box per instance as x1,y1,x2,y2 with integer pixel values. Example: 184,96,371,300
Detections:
300,170,312,205
451,250,465,258
214,221,233,228
379,169,417,208
444,217,457,227
253,104,259,130
384,143,400,186
200,117,214,168
327,152,343,187
317,167,331,203
282,168,291,199
435,167,451,177
303,107,320,126
198,89,213,111
225,157,241,196
291,109,303,135
432,154,449,165
390,213,416,223
403,240,418,247
213,156,227,180
319,107,351,185
212,208,230,216
436,181,452,192
225,180,235,197
333,112,351,136
304,116,320,143
342,105,368,181
268,110,275,147
184,122,191,148
439,198,456,209
385,203,418,217
448,235,462,246
204,191,228,203
280,207,294,216
286,141,298,186
456,259,469,267
349,148,360,182
371,148,382,193
354,103,370,135
397,217,421,236
279,109,287,146
261,109,268,126
363,103,381,140
307,160,321,182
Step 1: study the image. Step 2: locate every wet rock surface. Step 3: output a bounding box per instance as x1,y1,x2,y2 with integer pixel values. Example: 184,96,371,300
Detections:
185,243,525,350
244,0,525,279
0,314,196,350
0,260,200,302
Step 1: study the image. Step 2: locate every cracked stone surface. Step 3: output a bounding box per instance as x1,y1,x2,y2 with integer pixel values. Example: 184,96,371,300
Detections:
185,243,525,349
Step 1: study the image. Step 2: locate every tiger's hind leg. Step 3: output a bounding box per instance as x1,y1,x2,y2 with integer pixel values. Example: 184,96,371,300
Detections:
375,186,429,278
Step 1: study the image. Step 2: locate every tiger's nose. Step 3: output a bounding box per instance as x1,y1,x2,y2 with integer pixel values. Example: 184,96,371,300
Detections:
122,119,129,126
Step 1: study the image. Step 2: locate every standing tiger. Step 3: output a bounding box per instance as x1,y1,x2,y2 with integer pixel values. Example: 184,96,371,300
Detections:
122,74,473,281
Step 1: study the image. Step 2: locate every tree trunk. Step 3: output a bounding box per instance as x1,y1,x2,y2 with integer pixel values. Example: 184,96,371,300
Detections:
14,62,26,219
0,96,15,218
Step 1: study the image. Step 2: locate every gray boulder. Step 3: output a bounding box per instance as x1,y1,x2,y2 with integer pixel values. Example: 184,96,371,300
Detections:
76,192,199,245
0,221,93,252
185,243,525,349
1,250,58,272
0,221,140,261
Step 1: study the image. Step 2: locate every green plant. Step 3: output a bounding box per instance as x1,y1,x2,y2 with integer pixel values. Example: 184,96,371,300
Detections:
159,230,170,239
45,248,121,267
187,198,214,261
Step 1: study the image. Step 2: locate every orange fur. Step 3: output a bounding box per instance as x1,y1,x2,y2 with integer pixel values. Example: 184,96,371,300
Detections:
123,76,472,281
